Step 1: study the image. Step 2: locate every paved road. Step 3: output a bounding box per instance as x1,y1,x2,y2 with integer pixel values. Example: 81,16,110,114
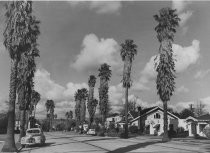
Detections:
0,132,209,153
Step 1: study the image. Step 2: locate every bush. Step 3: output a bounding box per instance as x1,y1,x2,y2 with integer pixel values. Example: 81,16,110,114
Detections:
176,131,189,138
168,130,177,138
203,127,210,139
119,132,127,138
56,123,66,131
129,126,138,134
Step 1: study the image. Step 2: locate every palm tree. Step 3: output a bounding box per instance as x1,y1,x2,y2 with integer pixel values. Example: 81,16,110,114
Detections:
17,9,40,141
87,75,98,127
31,90,41,118
65,111,73,131
98,63,112,129
2,1,36,152
45,100,55,131
88,98,98,128
154,7,180,142
80,88,88,124
120,39,138,138
75,89,81,131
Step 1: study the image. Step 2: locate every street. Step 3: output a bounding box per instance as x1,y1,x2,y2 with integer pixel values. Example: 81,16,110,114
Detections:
1,132,209,153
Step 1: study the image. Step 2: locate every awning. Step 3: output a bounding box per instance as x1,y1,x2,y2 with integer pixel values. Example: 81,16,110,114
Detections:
153,124,160,129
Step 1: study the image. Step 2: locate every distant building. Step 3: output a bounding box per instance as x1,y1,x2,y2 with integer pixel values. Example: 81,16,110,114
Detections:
105,114,123,128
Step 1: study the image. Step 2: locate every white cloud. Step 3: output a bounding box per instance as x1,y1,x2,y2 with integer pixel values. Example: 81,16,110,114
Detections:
172,0,188,14
179,11,193,27
172,0,193,34
89,1,122,14
71,33,121,71
194,69,210,79
135,40,200,88
173,40,200,72
176,85,189,94
34,68,88,118
69,1,122,14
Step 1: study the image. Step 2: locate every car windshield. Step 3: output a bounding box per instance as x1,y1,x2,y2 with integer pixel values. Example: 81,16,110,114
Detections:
27,129,40,134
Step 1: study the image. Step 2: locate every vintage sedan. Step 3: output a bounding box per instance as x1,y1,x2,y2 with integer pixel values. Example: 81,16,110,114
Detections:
21,128,46,147
87,129,96,136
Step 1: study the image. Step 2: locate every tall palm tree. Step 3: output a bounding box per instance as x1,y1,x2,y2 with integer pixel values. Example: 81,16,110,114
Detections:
98,63,112,129
154,7,180,142
80,88,88,124
65,111,73,120
45,100,55,131
87,75,98,127
74,89,80,129
88,98,98,127
120,39,137,138
2,1,35,152
31,90,41,118
17,10,40,141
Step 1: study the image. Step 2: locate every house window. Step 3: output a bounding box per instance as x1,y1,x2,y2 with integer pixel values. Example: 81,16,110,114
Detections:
154,113,160,119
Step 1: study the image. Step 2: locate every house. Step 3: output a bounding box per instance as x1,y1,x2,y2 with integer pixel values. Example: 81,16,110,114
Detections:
185,114,210,137
130,106,179,135
105,114,123,128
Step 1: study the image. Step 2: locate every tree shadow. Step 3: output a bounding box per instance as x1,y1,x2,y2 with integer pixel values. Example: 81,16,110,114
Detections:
82,137,118,142
108,141,163,153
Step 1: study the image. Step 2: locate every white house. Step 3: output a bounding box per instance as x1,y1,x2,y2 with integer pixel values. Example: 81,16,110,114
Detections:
185,114,210,137
131,106,179,136
105,114,123,128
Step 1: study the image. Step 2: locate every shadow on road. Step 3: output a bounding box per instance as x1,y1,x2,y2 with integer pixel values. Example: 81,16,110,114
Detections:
107,141,163,153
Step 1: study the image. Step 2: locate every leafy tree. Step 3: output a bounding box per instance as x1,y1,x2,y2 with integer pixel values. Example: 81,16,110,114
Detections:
2,1,38,152
65,110,73,120
31,90,41,118
98,63,112,129
120,39,137,138
179,108,194,119
45,100,55,131
154,7,180,141
87,75,98,127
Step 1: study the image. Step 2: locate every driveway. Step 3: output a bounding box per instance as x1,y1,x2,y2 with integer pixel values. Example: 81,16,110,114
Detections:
0,132,209,153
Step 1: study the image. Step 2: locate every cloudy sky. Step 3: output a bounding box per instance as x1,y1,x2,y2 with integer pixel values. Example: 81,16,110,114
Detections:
0,1,210,118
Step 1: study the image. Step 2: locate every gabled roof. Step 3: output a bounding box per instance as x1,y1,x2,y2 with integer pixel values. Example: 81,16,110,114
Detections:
128,107,156,119
197,114,210,121
131,106,180,122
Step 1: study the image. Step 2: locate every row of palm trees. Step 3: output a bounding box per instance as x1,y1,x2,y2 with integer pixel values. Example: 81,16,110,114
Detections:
74,63,112,133
2,0,180,151
2,1,41,152
72,7,180,141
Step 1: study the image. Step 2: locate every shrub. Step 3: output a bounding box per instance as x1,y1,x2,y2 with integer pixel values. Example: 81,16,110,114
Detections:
119,132,127,138
176,131,189,138
168,130,177,138
56,123,66,131
129,125,138,133
203,127,210,139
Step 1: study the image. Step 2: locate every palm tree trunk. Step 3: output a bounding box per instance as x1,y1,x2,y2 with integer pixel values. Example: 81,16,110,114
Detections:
124,86,129,138
34,105,36,118
1,59,18,152
162,101,169,142
18,110,26,142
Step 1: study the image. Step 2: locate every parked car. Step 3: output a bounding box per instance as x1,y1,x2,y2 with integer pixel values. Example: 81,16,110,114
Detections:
21,128,46,147
87,129,96,136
